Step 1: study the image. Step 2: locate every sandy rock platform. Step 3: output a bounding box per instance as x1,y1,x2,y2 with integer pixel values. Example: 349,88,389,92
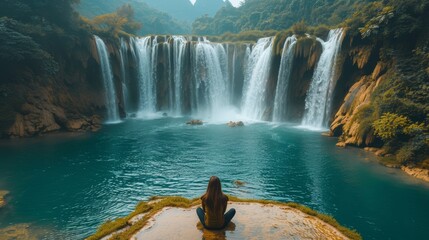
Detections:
132,202,349,240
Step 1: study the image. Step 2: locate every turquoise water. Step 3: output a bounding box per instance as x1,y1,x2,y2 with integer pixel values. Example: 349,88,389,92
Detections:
0,118,428,239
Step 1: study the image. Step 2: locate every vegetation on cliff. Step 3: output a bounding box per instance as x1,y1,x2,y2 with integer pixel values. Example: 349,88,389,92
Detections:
334,0,429,168
0,0,83,75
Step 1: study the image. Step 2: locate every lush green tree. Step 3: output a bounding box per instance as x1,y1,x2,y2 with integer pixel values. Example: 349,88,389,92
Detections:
0,18,49,62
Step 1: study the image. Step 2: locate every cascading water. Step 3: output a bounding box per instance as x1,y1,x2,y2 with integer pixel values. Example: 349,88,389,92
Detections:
241,37,274,120
193,40,230,118
272,36,297,122
230,46,236,100
133,36,157,116
171,36,187,115
119,38,130,115
94,35,120,123
301,29,344,129
94,31,345,124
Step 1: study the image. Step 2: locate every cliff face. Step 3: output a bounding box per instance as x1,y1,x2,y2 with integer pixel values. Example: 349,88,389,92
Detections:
0,36,106,138
330,36,384,147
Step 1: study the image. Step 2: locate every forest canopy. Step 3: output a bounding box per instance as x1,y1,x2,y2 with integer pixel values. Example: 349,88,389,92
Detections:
0,0,81,76
192,0,375,35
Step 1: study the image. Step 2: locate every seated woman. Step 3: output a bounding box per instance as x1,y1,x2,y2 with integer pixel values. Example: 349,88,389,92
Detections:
196,176,236,230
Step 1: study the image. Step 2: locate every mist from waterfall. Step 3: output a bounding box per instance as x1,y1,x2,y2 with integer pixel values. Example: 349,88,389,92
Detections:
241,37,274,120
273,36,297,122
301,29,345,129
94,35,120,123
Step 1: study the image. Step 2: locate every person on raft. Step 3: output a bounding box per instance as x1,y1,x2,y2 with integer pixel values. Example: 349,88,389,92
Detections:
196,176,236,230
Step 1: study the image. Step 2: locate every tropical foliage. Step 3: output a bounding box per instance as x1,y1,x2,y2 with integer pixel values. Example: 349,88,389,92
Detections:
0,0,82,78
346,0,429,166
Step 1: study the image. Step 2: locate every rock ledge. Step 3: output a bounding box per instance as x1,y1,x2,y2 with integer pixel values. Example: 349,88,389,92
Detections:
88,197,361,240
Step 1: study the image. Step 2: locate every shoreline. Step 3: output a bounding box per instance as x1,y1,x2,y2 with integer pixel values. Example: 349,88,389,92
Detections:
362,147,429,183
334,140,429,183
400,166,429,182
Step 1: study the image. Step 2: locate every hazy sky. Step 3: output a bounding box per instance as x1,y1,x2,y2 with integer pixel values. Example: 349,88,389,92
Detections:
189,0,244,8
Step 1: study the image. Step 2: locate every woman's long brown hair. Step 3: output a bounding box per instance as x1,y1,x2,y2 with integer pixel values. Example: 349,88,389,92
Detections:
201,176,225,210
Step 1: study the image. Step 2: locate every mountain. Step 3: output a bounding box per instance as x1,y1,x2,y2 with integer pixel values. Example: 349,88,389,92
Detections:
144,0,195,22
144,0,226,22
76,0,191,35
194,0,227,18
192,0,374,35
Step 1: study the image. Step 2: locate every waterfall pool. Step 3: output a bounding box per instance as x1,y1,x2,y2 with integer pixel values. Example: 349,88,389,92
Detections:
0,117,428,239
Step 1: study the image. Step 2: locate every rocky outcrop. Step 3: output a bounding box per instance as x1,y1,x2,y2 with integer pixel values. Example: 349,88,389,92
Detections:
88,196,361,240
401,166,429,182
0,190,8,208
65,115,101,132
0,224,33,240
134,203,351,240
0,223,49,240
330,40,385,147
1,37,110,138
330,74,382,146
227,121,244,127
4,86,103,138
186,119,203,125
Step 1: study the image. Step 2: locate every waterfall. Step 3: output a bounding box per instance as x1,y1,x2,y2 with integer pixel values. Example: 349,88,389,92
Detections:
94,35,120,123
302,29,344,129
230,46,236,100
163,39,173,114
133,36,157,116
119,38,129,115
93,31,346,124
193,40,230,117
273,36,297,122
241,37,274,120
171,36,187,115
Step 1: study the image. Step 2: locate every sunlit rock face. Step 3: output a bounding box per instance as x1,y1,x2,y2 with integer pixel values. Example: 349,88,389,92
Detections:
329,35,385,148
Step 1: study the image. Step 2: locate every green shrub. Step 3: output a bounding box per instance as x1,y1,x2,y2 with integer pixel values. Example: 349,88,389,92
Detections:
311,25,330,39
373,113,411,140
292,20,308,36
396,135,428,164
